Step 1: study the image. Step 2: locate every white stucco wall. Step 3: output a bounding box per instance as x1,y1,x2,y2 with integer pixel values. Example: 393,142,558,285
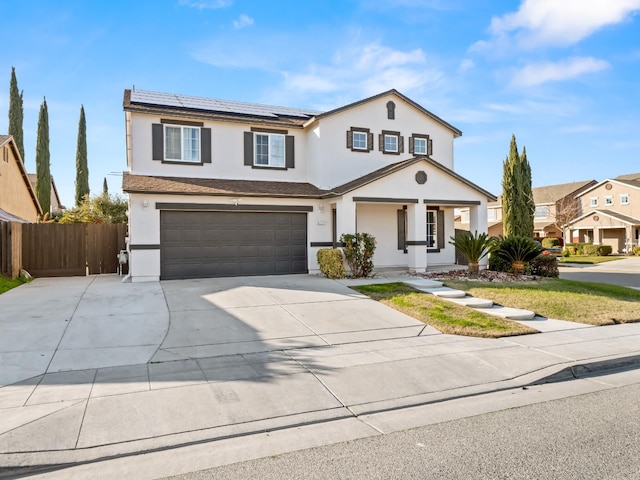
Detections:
357,203,408,268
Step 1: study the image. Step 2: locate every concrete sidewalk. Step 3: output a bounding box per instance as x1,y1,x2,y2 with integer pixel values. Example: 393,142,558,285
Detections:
1,274,640,476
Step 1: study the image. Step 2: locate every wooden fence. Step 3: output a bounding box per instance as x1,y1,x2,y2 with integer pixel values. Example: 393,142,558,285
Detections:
0,222,22,279
0,222,127,278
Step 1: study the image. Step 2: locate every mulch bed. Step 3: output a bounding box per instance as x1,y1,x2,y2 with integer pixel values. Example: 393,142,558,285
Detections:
412,269,540,282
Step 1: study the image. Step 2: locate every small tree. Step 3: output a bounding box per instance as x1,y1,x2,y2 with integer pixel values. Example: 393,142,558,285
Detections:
502,135,534,238
449,231,493,278
35,98,51,215
8,67,25,162
339,233,376,278
75,105,89,206
103,177,109,195
58,192,127,224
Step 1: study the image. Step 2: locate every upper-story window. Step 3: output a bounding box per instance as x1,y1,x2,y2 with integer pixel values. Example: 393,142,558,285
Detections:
534,206,549,218
165,125,200,162
487,209,496,221
620,193,629,205
590,197,598,207
152,120,211,164
409,133,432,156
346,127,373,152
604,195,613,206
379,130,403,155
255,133,285,167
244,128,295,169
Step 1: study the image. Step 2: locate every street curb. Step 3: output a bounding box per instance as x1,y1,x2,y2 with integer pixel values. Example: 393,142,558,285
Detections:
2,353,640,479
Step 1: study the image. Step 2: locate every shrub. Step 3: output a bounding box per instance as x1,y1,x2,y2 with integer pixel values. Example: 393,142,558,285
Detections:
583,244,599,256
340,233,376,278
634,246,640,256
492,236,543,275
317,248,345,279
488,254,512,273
562,249,571,258
565,245,577,255
448,231,493,278
530,254,559,278
596,245,612,256
541,237,561,248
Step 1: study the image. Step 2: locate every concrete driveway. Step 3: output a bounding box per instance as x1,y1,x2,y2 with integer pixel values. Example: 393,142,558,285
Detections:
0,274,431,386
559,256,640,289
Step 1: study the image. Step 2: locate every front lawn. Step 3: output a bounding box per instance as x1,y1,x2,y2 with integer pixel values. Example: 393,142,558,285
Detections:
559,255,624,264
354,283,537,338
0,275,30,295
444,279,640,326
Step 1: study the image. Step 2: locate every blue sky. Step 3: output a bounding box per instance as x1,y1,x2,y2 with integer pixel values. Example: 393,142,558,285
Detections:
1,0,639,207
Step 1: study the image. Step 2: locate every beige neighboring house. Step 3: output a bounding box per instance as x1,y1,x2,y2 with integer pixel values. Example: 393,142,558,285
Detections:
566,173,640,253
457,180,596,240
0,135,42,222
27,174,65,215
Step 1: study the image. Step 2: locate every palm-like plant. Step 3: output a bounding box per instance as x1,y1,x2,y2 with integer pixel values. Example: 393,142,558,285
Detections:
449,231,493,278
493,236,542,275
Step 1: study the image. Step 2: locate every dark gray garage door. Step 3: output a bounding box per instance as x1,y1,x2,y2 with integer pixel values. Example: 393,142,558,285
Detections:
160,211,308,279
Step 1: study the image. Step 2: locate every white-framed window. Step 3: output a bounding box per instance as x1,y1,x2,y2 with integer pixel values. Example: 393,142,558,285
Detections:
255,133,285,167
620,194,630,205
461,211,470,223
604,195,613,206
165,125,200,162
384,134,398,153
413,137,427,155
426,210,437,248
353,132,367,150
487,209,496,221
590,197,598,207
534,206,549,218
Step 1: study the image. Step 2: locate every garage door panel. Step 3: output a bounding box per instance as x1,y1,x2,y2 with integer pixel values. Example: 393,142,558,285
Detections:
160,211,308,279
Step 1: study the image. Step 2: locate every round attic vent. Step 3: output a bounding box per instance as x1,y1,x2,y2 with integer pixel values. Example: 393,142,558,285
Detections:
593,215,599,221
415,171,427,184
605,183,612,190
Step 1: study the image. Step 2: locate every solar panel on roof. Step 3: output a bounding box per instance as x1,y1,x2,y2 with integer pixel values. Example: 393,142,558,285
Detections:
130,89,322,118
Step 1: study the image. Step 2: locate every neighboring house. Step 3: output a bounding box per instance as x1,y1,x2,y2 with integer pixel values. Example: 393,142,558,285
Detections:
566,173,640,253
0,135,42,222
27,174,65,215
122,88,495,282
458,180,596,240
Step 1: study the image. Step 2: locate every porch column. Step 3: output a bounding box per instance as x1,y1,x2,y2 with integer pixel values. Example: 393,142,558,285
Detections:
407,202,427,273
335,196,357,241
469,203,489,267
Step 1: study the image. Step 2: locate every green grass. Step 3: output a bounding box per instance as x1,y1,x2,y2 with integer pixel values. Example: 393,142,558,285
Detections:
559,255,624,264
0,275,30,295
354,283,537,338
444,278,640,326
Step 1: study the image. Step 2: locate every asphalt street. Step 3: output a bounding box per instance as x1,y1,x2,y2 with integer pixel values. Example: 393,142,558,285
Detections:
169,371,640,480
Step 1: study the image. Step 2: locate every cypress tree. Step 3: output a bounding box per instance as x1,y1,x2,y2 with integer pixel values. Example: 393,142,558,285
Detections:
502,134,534,237
36,98,51,215
8,67,25,162
75,105,89,206
103,177,109,195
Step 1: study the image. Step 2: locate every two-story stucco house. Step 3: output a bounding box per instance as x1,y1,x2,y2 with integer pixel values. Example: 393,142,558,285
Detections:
122,89,495,282
566,173,640,253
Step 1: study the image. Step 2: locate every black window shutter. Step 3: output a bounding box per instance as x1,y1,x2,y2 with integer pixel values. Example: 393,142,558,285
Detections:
399,136,404,154
346,130,353,149
397,209,406,251
285,135,295,169
428,138,433,156
368,132,374,151
437,210,445,249
201,128,211,163
408,136,414,154
244,132,253,166
378,134,384,152
152,124,163,161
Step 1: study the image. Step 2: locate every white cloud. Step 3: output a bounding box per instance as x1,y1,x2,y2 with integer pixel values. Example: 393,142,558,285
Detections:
233,14,254,29
458,58,474,73
179,0,232,10
476,0,640,51
511,57,610,86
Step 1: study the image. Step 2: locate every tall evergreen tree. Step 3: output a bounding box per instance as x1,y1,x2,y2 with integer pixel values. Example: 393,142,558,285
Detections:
36,98,51,215
8,67,25,162
103,177,108,195
75,105,89,206
502,134,534,237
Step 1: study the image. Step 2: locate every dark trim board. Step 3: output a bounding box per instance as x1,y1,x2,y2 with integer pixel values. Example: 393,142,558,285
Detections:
310,242,334,247
353,197,419,204
160,119,204,127
129,244,161,250
250,126,289,134
423,199,481,205
156,203,314,212
406,240,429,246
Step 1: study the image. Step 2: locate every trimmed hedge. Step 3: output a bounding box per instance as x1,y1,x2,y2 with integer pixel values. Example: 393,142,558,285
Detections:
530,254,559,278
634,246,640,256
566,243,612,256
317,248,346,279
541,237,561,248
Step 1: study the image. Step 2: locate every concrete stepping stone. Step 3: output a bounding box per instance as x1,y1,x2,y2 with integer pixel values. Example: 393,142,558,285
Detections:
446,296,493,308
417,287,467,299
403,279,444,289
481,305,535,321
